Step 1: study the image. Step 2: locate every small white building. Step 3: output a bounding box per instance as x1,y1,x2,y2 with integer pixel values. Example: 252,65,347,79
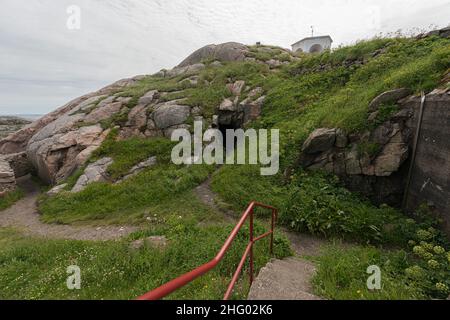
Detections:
291,35,333,54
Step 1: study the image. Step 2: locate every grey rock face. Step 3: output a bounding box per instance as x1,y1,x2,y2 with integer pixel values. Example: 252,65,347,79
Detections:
0,75,139,156
297,89,419,207
72,157,113,193
163,124,191,139
218,98,236,112
119,156,157,182
27,123,108,184
335,129,348,148
165,63,205,78
47,183,68,196
242,96,265,124
126,104,148,130
422,26,450,39
373,132,409,176
300,124,409,178
177,42,248,67
266,59,282,69
302,128,337,154
71,95,107,114
153,104,191,129
368,88,411,112
83,101,123,123
138,90,159,106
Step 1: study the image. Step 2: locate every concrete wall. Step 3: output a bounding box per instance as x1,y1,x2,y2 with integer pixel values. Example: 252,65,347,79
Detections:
404,92,450,235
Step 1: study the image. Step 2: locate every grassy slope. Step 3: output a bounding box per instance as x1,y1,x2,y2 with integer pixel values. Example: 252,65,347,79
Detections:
211,36,450,240
310,245,425,300
0,226,291,300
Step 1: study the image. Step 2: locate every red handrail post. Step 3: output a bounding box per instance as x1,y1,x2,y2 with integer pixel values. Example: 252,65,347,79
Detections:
270,208,275,254
137,201,278,301
249,207,254,286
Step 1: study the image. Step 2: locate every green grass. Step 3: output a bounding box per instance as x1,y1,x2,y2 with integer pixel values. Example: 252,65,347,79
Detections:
211,165,287,214
247,45,292,62
311,245,425,300
40,163,215,225
212,168,420,245
91,131,176,180
0,188,24,211
0,226,291,300
116,75,195,109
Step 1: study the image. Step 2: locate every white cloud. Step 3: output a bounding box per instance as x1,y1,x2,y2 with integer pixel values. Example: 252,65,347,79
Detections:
0,0,449,114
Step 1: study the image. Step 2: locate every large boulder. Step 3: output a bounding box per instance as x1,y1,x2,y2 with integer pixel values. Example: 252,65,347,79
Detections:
218,98,236,112
302,128,337,154
177,42,249,67
27,122,110,184
165,63,205,78
227,80,246,96
119,156,157,182
0,94,96,155
152,104,191,129
242,96,265,124
83,101,124,123
0,75,142,156
368,88,411,112
373,131,409,176
71,157,113,193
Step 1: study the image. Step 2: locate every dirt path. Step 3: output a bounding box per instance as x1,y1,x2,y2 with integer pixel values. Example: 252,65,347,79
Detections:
194,177,237,223
194,176,333,256
0,176,138,241
193,175,355,300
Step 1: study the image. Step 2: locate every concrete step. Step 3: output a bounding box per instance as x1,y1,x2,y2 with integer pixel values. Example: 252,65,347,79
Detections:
248,257,322,300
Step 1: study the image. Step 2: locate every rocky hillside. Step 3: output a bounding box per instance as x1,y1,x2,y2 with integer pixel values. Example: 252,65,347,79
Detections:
0,42,295,186
1,30,449,229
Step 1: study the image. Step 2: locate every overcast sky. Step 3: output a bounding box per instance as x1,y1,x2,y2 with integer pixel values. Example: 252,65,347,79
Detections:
0,0,449,115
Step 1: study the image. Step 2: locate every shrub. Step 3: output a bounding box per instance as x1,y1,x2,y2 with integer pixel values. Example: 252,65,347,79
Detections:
312,245,425,300
280,171,411,244
405,227,450,299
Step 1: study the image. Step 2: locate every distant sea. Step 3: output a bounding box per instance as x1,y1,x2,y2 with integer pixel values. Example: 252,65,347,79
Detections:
1,114,43,121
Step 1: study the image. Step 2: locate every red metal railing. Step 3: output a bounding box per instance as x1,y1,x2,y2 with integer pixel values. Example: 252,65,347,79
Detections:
137,201,278,300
